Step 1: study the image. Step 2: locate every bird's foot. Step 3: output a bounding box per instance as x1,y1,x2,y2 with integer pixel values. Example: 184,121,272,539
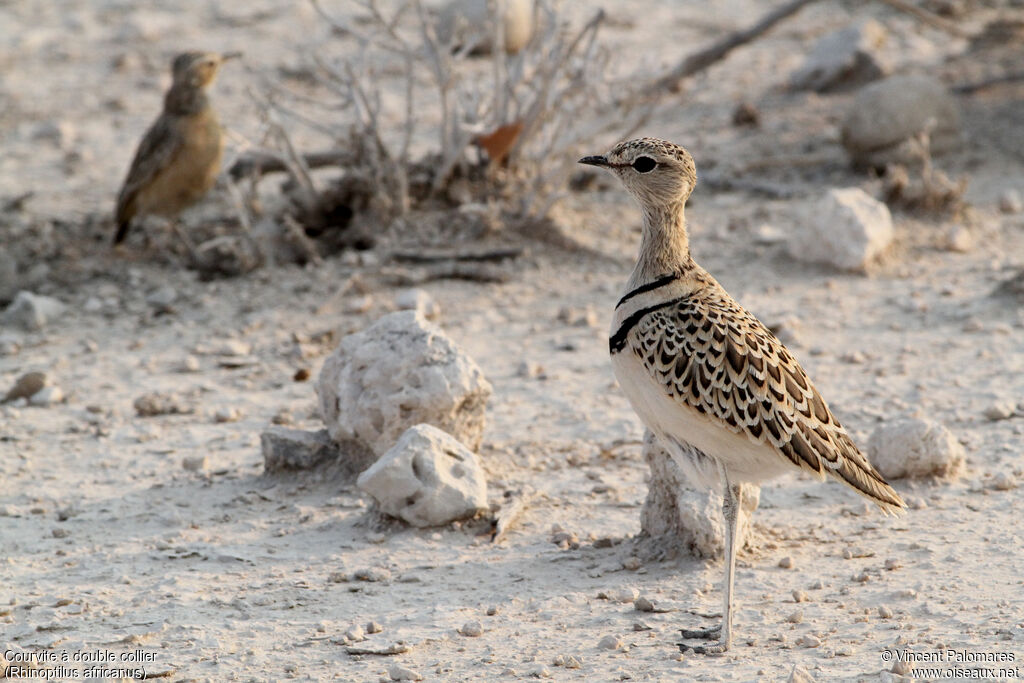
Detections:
678,625,729,655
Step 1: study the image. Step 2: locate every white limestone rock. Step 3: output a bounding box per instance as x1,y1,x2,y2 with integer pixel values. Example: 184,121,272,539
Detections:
2,291,66,331
357,424,488,527
789,20,888,92
317,310,491,455
639,431,759,559
841,75,961,168
791,188,893,272
867,417,965,480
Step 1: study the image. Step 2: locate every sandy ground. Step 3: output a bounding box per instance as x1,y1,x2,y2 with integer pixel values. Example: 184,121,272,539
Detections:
2,1,1024,681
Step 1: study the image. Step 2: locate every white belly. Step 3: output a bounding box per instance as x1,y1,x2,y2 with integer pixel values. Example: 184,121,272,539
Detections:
611,349,792,486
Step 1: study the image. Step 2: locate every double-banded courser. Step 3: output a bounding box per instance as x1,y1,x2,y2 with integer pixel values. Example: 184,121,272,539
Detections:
579,138,905,654
114,51,240,247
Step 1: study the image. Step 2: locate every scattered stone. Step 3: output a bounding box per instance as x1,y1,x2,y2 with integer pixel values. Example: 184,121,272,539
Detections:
394,289,440,320
609,587,639,604
3,372,48,403
317,311,492,455
731,101,760,127
597,635,623,651
327,571,347,583
0,333,20,357
353,567,392,582
194,235,262,279
621,556,642,571
788,663,816,683
638,431,759,559
999,189,1023,214
792,590,809,603
486,605,500,616
181,455,208,472
884,558,902,571
345,624,365,642
145,286,177,313
634,597,655,612
778,556,795,569
458,621,483,637
867,418,965,480
983,401,1016,421
52,527,70,539
28,385,63,407
261,427,374,475
841,75,961,168
387,663,423,681
797,634,822,648
752,223,786,245
1,291,66,331
366,621,383,634
556,305,598,328
786,610,804,624
435,0,533,55
133,392,194,417
789,20,888,92
356,424,488,527
194,339,252,356
214,407,242,423
791,188,893,272
516,361,545,379
552,654,582,669
179,355,201,373
878,605,894,619
944,225,973,253
989,472,1017,491
293,368,310,382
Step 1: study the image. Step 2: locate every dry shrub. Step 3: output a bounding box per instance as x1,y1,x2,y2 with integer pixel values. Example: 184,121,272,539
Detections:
241,0,650,255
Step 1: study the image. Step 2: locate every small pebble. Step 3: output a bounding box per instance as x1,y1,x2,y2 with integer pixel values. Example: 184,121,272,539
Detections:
181,455,208,472
387,663,422,681
610,587,639,603
999,189,1023,214
792,590,809,603
990,471,1017,491
293,368,311,382
634,597,655,612
327,572,347,583
485,605,499,616
622,556,642,571
884,558,902,571
786,610,804,624
459,621,483,637
179,355,200,373
944,225,973,253
797,634,822,648
878,605,893,619
597,634,623,651
51,528,70,539
552,654,582,669
984,401,1016,421
354,567,392,582
778,556,795,569
214,407,242,423
345,624,365,642
365,621,383,634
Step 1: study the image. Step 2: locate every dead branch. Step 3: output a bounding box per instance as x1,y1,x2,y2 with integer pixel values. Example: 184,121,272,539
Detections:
643,0,820,97
873,0,970,38
390,247,524,263
229,150,355,181
345,642,410,656
490,488,534,543
379,263,510,285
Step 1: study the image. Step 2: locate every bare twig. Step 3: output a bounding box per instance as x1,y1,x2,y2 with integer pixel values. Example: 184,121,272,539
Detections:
345,642,410,656
873,0,970,37
379,263,510,285
643,0,820,97
390,246,524,263
490,488,534,543
229,150,354,181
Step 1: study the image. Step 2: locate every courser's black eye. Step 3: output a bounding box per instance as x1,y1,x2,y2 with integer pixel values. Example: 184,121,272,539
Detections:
632,156,657,173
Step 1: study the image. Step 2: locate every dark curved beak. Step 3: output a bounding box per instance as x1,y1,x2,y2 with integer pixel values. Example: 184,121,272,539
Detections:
578,155,609,167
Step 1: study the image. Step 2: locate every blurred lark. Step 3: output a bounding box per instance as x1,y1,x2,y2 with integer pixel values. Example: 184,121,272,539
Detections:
114,51,240,249
579,138,905,654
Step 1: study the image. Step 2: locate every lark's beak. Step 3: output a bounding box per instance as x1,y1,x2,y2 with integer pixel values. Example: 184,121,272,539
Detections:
578,155,609,167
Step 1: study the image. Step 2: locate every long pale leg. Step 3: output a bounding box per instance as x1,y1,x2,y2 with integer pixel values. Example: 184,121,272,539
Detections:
680,471,741,655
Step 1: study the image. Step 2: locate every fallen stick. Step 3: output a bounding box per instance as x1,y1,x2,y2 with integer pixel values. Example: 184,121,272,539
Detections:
643,0,820,97
390,247,524,263
490,488,534,543
379,263,510,285
873,0,970,37
345,642,410,656
229,149,354,181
